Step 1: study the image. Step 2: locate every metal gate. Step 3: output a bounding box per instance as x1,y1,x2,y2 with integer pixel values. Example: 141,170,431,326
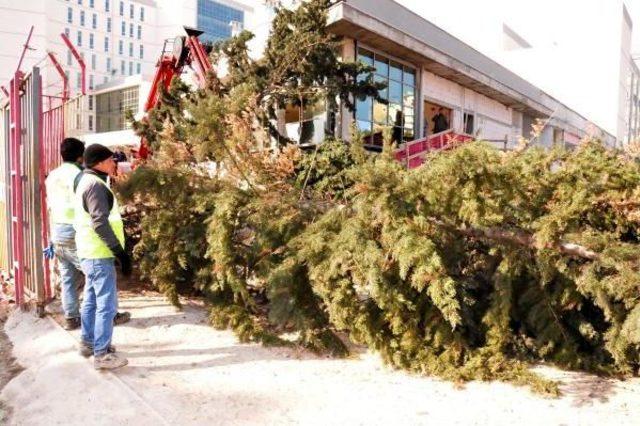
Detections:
0,70,83,311
0,25,87,311
0,67,48,310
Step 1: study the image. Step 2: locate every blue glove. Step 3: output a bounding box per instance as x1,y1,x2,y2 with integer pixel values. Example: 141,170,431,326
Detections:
43,243,55,260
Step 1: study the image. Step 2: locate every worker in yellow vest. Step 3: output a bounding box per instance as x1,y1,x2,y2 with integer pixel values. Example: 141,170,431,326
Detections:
45,138,86,330
75,144,131,369
45,138,131,331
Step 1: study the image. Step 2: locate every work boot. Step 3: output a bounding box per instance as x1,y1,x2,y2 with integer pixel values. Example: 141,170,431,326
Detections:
114,311,131,326
79,341,117,358
64,317,81,331
94,353,128,370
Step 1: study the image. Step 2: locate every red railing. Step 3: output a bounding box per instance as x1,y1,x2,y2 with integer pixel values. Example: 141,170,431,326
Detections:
395,129,474,169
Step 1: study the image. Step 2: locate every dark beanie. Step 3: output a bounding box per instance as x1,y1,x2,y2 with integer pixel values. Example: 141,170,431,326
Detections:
84,144,114,168
60,137,85,162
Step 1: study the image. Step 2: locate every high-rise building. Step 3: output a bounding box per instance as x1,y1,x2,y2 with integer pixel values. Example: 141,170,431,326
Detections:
0,0,258,138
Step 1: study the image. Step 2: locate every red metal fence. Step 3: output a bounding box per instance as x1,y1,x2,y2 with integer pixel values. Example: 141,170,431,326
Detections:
2,67,47,311
0,26,86,312
395,129,474,169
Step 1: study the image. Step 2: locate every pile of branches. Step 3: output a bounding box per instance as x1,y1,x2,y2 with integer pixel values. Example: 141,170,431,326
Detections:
117,0,640,394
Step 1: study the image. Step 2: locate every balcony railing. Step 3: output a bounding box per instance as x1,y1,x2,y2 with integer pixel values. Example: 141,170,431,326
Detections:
395,129,473,169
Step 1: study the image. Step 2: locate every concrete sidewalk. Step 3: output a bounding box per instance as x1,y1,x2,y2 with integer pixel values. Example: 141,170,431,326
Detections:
2,293,639,426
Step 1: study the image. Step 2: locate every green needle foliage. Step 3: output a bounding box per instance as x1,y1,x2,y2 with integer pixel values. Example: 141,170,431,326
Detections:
118,0,640,394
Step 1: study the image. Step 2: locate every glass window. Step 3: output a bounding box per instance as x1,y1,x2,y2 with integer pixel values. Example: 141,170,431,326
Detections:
129,42,133,57
464,113,475,135
137,25,141,39
92,13,97,29
373,101,388,125
119,1,123,16
140,6,144,21
105,0,109,12
91,54,96,70
357,120,372,135
121,21,125,36
104,36,109,52
88,115,93,131
129,61,133,75
136,62,141,74
76,71,82,89
389,80,402,104
118,40,123,54
197,0,245,43
129,23,134,37
374,57,388,77
403,85,414,107
65,27,70,36
77,31,82,46
354,48,417,147
130,4,134,19
139,44,143,59
67,50,72,66
403,67,416,86
375,75,387,100
356,96,372,122
358,49,374,67
89,95,94,110
107,17,111,32
67,7,73,24
96,85,139,132
120,60,125,75
78,0,82,5
389,103,402,125
90,0,94,8
106,57,111,72
404,115,414,129
390,61,402,81
89,33,94,49
89,74,94,90
80,11,85,26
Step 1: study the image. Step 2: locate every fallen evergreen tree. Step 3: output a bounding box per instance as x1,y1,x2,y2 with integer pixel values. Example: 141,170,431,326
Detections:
118,0,640,394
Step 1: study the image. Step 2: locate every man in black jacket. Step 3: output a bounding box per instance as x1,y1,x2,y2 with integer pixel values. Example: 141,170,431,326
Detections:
75,144,131,370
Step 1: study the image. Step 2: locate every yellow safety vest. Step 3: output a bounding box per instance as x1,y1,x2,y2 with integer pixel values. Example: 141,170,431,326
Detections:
74,173,125,259
45,162,81,224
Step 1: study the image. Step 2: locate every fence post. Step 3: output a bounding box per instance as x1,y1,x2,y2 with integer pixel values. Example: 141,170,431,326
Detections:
29,67,47,312
9,72,26,308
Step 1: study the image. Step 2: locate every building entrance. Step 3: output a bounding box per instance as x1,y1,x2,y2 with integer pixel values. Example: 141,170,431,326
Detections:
424,101,452,137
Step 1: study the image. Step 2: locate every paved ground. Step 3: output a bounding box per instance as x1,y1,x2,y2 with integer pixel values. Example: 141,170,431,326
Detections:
0,300,23,425
1,292,639,426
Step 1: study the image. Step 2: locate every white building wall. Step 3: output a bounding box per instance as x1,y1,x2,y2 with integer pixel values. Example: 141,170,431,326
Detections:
0,0,47,92
422,70,514,144
618,10,634,143
394,0,633,145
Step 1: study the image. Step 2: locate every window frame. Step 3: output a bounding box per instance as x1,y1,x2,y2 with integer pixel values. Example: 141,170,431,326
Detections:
354,43,418,148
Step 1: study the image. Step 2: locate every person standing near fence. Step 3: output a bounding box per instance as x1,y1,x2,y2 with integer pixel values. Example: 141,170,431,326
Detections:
74,144,131,369
45,139,131,332
45,138,85,330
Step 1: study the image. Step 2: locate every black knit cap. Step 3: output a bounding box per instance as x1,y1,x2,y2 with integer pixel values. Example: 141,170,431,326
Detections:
60,137,85,162
84,144,114,168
